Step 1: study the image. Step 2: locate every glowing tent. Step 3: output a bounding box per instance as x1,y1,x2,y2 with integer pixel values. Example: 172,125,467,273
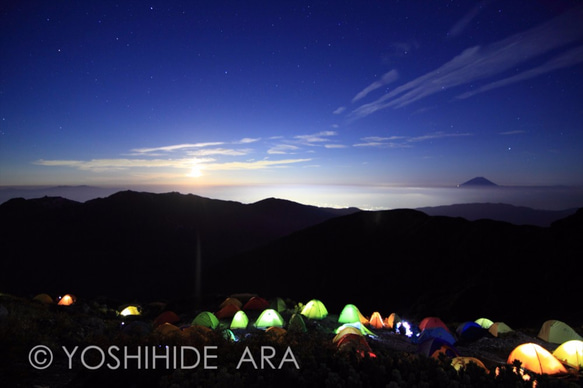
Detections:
384,312,401,329
191,311,219,329
120,305,141,316
335,322,376,337
369,312,385,329
338,304,362,324
475,318,494,329
537,320,583,344
254,308,284,329
230,310,249,330
57,294,76,306
333,326,363,343
507,343,568,375
553,340,583,369
417,337,458,359
300,299,328,320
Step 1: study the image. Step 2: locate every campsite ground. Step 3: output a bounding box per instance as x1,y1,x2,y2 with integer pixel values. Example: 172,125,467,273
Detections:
1,293,581,388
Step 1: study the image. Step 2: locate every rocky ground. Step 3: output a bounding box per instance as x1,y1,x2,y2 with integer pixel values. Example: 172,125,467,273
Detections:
0,293,581,388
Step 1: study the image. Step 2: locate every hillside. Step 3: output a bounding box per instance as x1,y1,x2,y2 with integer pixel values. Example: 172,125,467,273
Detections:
0,191,358,300
208,208,583,327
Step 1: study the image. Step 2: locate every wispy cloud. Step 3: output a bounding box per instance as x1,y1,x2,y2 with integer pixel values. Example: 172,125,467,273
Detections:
354,132,470,148
499,130,526,136
349,6,583,118
352,70,399,102
294,131,338,145
447,0,491,38
131,142,224,154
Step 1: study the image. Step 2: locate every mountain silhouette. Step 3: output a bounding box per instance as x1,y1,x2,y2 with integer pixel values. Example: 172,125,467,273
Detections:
0,191,358,301
1,190,581,326
458,177,498,187
208,208,582,326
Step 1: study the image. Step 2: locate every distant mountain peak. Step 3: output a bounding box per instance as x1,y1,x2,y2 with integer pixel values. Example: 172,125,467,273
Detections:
458,177,498,187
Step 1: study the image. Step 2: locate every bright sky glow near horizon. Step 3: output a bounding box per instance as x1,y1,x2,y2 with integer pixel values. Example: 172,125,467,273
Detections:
1,1,583,210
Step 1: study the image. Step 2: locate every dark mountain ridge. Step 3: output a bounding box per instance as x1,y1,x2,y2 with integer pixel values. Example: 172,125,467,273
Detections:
0,191,358,300
208,208,583,327
1,190,581,327
458,176,498,187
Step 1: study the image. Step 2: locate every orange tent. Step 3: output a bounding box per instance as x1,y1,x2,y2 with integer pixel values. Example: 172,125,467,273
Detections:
507,343,568,375
369,312,385,329
57,294,76,306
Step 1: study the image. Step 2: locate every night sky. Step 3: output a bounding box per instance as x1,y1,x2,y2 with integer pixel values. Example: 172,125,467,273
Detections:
1,1,582,209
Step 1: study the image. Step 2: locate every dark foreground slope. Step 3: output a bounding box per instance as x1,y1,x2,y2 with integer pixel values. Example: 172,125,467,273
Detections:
0,191,357,300
209,208,583,327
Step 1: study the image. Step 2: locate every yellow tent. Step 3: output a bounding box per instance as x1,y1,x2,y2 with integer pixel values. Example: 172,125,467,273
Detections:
120,305,141,316
507,343,567,375
553,340,583,369
537,320,583,344
57,294,76,306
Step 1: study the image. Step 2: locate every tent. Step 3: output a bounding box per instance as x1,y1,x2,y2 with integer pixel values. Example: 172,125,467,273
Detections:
301,299,328,320
154,322,181,338
242,296,269,311
230,310,249,330
336,333,376,358
456,321,490,342
416,327,456,345
553,340,583,369
451,357,489,373
537,320,583,344
384,312,401,329
475,317,494,329
219,297,242,309
338,304,362,324
419,317,450,332
57,294,76,306
488,322,513,337
417,337,459,359
215,303,240,319
333,326,363,343
288,313,307,333
254,308,284,329
335,322,376,337
33,293,54,304
507,343,568,375
120,305,141,316
153,311,180,328
191,311,219,329
270,297,287,312
369,312,385,329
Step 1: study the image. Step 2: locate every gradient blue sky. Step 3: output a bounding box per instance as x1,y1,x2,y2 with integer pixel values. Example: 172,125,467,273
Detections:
1,1,582,208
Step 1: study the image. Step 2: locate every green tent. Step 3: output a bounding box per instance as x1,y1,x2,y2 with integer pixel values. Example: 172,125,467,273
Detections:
475,318,494,329
254,309,285,329
338,304,362,324
191,311,219,329
288,313,308,333
301,299,328,320
538,320,583,344
230,310,249,330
